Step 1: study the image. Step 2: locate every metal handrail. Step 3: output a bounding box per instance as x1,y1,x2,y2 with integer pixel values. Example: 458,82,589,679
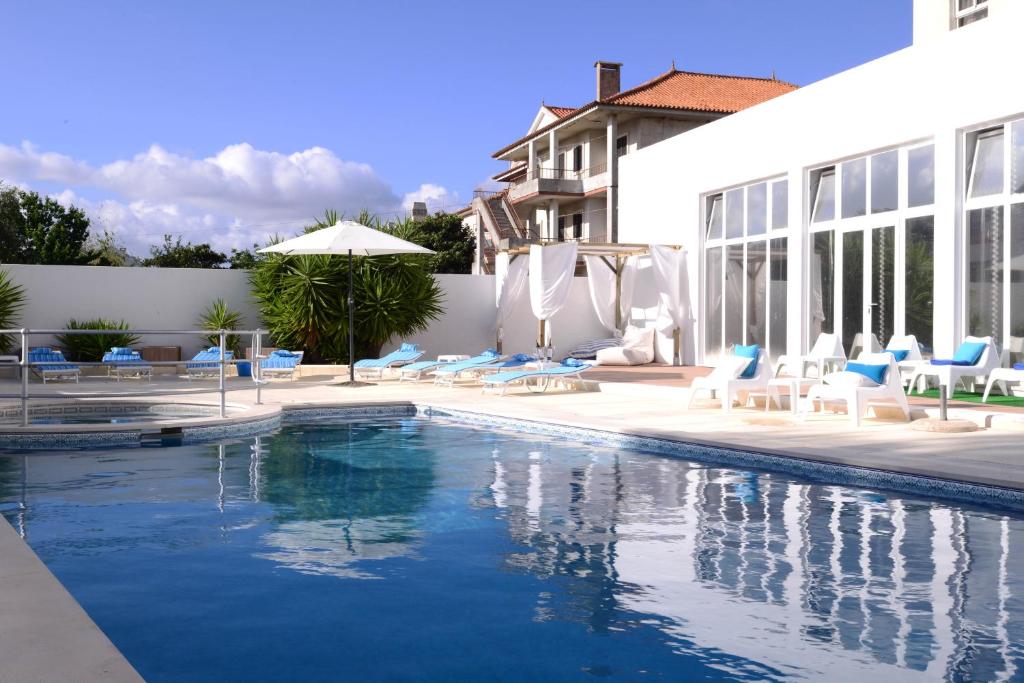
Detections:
508,162,609,187
0,327,276,426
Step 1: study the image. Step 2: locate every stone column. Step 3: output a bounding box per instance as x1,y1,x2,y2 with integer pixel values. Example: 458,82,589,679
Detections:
549,199,560,241
527,139,537,178
548,129,560,178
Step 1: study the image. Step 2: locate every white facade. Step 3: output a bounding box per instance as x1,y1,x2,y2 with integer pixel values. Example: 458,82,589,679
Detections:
618,0,1024,365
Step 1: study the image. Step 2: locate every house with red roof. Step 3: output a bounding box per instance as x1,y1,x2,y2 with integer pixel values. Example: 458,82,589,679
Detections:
462,62,796,273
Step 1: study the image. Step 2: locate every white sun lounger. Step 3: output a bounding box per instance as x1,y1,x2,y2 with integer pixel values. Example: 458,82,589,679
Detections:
803,352,911,426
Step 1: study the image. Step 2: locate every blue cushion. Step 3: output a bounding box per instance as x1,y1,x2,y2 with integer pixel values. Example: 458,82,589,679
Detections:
1014,363,1024,371
930,359,973,366
399,343,419,353
734,344,760,379
952,341,986,365
271,350,299,358
562,357,588,368
846,361,888,385
510,353,535,362
889,349,909,362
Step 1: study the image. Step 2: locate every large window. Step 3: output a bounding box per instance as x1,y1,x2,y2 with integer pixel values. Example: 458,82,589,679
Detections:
953,0,988,28
808,143,935,357
964,120,1024,363
704,178,789,361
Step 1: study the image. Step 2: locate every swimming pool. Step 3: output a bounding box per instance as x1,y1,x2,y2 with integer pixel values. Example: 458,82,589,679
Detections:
2,417,1022,681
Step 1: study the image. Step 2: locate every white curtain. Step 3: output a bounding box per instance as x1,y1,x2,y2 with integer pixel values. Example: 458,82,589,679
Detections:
583,255,637,333
529,242,578,344
496,256,529,340
650,245,692,334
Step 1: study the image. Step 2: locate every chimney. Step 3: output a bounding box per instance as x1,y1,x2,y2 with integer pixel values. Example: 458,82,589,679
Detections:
411,201,428,221
595,61,622,101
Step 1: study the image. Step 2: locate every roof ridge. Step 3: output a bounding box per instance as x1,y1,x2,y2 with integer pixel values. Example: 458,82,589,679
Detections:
607,68,678,103
674,68,799,88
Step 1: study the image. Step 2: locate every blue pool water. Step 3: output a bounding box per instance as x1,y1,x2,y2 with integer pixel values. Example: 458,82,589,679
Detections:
2,417,1023,681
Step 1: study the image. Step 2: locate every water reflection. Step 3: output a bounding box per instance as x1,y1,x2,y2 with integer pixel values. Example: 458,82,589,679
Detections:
3,419,1024,680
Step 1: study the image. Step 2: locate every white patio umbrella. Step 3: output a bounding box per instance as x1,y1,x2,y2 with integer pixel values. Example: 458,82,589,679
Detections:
260,221,434,385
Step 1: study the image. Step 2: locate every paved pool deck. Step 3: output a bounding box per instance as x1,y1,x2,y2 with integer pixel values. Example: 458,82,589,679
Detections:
2,369,1024,681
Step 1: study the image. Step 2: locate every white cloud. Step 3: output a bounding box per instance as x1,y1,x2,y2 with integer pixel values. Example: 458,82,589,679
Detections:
0,140,457,254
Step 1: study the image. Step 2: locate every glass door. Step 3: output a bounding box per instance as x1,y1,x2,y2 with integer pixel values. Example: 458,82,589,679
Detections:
869,225,896,350
840,226,895,358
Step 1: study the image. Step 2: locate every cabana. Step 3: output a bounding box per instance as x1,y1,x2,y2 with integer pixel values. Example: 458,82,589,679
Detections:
494,241,689,365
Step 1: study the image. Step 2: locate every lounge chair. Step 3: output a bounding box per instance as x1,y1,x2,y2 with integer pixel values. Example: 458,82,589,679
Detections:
905,335,998,395
688,345,772,413
803,352,911,426
431,353,534,387
981,363,1024,403
353,343,424,379
259,350,303,381
28,348,80,384
186,347,234,380
883,334,925,390
481,359,593,396
101,347,152,382
398,349,499,382
775,332,845,378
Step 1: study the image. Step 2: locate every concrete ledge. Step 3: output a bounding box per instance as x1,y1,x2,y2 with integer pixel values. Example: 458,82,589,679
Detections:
0,516,142,682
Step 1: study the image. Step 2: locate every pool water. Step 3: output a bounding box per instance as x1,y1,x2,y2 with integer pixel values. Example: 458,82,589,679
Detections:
1,418,1023,681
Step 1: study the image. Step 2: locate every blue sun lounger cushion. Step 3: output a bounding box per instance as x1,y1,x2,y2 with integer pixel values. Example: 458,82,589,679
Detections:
931,341,986,367
733,344,760,379
845,361,888,385
261,350,301,369
888,349,910,362
1015,363,1024,371
355,344,422,368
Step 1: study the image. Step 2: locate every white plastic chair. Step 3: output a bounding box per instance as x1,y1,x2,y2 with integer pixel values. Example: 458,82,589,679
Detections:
906,335,999,395
775,333,845,378
689,349,773,413
885,334,924,390
803,352,911,426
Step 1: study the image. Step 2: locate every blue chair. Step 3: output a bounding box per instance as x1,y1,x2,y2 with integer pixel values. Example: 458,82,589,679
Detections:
398,349,500,382
481,359,594,396
354,343,424,379
102,347,152,382
28,348,80,384
186,347,235,380
259,350,303,381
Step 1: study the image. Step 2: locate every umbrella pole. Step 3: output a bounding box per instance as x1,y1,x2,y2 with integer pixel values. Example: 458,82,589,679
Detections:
348,249,355,383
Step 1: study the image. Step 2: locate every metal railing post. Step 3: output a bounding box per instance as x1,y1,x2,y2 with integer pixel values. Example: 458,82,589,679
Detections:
20,329,28,427
254,328,262,406
939,384,948,421
219,330,227,418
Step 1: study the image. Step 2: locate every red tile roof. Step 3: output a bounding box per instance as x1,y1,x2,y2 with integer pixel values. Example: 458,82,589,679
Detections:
493,68,798,158
545,105,576,119
606,69,797,114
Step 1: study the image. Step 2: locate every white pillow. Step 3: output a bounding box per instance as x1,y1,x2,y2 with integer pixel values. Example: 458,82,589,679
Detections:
622,325,654,351
595,346,650,366
823,370,877,388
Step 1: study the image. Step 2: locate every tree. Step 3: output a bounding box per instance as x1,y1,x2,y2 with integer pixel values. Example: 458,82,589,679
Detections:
410,212,475,274
228,245,263,270
83,230,139,266
143,235,228,268
0,184,93,264
249,210,444,363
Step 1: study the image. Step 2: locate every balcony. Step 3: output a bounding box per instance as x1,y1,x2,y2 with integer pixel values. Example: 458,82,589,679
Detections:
507,163,608,203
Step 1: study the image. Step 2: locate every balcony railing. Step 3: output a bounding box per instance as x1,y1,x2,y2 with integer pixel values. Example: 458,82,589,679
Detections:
508,162,608,188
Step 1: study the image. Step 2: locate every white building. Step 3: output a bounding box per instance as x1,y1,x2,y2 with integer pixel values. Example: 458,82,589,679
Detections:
618,0,1023,367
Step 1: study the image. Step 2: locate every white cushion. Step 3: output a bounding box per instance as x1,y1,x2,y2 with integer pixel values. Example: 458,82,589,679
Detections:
595,345,651,366
823,370,877,388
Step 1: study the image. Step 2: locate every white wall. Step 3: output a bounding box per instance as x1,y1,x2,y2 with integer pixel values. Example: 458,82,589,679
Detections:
618,3,1024,363
3,264,260,356
400,273,607,360
2,265,607,362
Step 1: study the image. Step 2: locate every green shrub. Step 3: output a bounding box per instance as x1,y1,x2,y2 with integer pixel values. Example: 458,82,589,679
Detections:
56,319,140,362
198,299,244,356
250,210,444,362
0,269,26,355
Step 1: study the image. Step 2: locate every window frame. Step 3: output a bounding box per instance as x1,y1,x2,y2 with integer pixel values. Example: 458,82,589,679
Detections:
952,0,988,28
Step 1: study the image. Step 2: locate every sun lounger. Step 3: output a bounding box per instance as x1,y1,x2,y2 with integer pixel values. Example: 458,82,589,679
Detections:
398,349,500,382
28,348,80,384
186,347,234,380
884,334,926,391
906,335,998,395
688,345,772,413
982,363,1024,402
803,352,911,426
353,343,424,379
259,350,303,381
775,333,845,378
102,347,152,382
481,359,593,395
430,353,526,387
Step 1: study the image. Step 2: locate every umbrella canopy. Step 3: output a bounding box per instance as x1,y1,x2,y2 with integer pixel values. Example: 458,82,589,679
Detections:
258,221,434,385
259,221,434,256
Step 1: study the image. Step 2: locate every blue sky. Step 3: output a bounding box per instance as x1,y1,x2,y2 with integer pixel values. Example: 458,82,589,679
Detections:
0,0,912,253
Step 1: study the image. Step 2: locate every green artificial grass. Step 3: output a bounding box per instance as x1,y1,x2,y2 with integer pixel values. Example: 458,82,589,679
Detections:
917,387,1024,408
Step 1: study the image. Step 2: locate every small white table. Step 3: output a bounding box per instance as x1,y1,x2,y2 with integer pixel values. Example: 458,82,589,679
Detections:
437,354,470,363
766,377,820,414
